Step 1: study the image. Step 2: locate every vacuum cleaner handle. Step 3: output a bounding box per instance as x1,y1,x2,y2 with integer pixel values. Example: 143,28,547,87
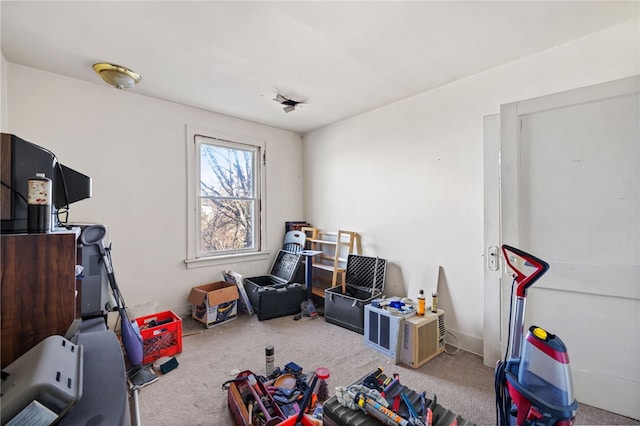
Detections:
501,245,549,298
79,224,107,252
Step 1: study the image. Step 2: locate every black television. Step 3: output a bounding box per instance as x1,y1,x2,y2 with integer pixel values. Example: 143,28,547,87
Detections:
1,133,92,234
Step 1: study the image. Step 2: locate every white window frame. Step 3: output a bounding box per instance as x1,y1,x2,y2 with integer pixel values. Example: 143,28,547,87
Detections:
185,125,268,268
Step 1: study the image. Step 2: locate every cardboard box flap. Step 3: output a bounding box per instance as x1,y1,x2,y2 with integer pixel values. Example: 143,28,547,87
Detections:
187,288,206,306
188,281,239,306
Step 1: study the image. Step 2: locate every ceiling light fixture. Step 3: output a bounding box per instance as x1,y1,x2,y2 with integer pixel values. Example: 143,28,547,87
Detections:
93,63,141,89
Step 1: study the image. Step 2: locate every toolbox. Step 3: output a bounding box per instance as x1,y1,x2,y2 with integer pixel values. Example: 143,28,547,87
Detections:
322,368,475,426
245,250,305,321
226,370,286,426
324,255,387,334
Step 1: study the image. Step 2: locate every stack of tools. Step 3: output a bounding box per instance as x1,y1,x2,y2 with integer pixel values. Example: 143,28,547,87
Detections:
224,370,286,426
278,367,330,425
224,362,330,426
325,367,474,426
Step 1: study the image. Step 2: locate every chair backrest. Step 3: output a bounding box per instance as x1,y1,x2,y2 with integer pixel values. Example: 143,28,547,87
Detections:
283,230,305,253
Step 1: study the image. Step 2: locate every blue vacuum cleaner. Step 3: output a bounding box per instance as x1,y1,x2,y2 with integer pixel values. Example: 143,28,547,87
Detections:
495,245,578,426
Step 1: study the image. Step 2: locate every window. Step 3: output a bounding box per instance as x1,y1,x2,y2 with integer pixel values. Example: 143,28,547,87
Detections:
186,126,267,267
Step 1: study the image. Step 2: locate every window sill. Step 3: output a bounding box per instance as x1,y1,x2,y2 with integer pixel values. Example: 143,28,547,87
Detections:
184,251,271,269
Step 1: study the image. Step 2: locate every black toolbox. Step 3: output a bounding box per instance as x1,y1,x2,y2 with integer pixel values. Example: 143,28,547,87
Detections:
245,250,305,321
324,255,387,334
322,369,475,426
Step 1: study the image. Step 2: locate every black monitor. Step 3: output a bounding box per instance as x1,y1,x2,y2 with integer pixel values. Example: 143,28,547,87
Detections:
1,133,92,234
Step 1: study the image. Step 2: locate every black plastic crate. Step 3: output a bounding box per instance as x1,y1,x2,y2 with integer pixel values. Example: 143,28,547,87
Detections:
245,250,305,320
324,255,386,334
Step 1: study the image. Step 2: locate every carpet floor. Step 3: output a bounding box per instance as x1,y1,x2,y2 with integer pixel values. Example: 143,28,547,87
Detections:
136,312,638,426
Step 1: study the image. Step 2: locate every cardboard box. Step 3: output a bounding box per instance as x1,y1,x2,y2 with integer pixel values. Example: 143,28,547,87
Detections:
188,281,239,328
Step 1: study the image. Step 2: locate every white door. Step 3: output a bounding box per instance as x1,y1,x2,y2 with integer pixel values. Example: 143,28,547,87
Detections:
485,75,639,419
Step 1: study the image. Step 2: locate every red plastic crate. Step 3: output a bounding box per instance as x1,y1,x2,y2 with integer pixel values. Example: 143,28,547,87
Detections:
135,311,182,365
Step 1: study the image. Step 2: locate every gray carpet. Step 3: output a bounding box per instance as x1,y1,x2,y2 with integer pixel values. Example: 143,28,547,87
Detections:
137,312,638,426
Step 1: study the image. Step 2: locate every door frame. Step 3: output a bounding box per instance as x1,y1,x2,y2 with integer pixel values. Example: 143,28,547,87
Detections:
483,113,502,367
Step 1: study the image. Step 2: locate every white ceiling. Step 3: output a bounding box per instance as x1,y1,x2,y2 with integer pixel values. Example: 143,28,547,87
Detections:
2,1,638,134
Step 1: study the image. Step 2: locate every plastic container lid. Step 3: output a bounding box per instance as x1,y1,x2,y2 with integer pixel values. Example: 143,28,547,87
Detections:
270,250,302,282
315,367,330,380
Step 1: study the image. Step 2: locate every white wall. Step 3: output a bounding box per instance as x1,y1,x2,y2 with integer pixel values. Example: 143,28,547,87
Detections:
4,64,303,314
303,19,639,354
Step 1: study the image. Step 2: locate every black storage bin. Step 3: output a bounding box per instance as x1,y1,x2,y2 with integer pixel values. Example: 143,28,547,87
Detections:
245,250,305,321
324,255,386,334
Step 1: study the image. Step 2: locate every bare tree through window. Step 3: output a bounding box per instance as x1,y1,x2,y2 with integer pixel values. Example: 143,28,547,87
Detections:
199,142,256,253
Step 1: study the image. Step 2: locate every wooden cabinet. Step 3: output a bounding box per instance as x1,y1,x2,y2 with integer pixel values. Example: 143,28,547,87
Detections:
302,228,361,297
1,232,78,368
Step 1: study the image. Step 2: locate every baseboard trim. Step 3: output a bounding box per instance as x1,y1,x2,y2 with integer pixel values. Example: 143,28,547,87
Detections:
171,303,192,318
445,327,483,357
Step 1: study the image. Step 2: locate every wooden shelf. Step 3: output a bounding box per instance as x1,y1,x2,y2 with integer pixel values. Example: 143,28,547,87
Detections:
311,286,326,298
308,238,337,244
301,228,361,296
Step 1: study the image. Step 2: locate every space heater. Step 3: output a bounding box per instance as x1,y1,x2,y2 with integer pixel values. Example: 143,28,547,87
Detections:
399,309,446,368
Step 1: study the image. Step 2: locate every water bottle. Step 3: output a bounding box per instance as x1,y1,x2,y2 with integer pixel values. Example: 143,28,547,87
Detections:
27,173,52,233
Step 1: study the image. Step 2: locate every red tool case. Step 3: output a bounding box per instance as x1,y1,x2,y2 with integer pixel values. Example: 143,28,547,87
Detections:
226,370,286,426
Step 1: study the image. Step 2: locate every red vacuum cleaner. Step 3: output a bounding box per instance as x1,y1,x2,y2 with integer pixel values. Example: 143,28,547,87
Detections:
495,245,578,426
